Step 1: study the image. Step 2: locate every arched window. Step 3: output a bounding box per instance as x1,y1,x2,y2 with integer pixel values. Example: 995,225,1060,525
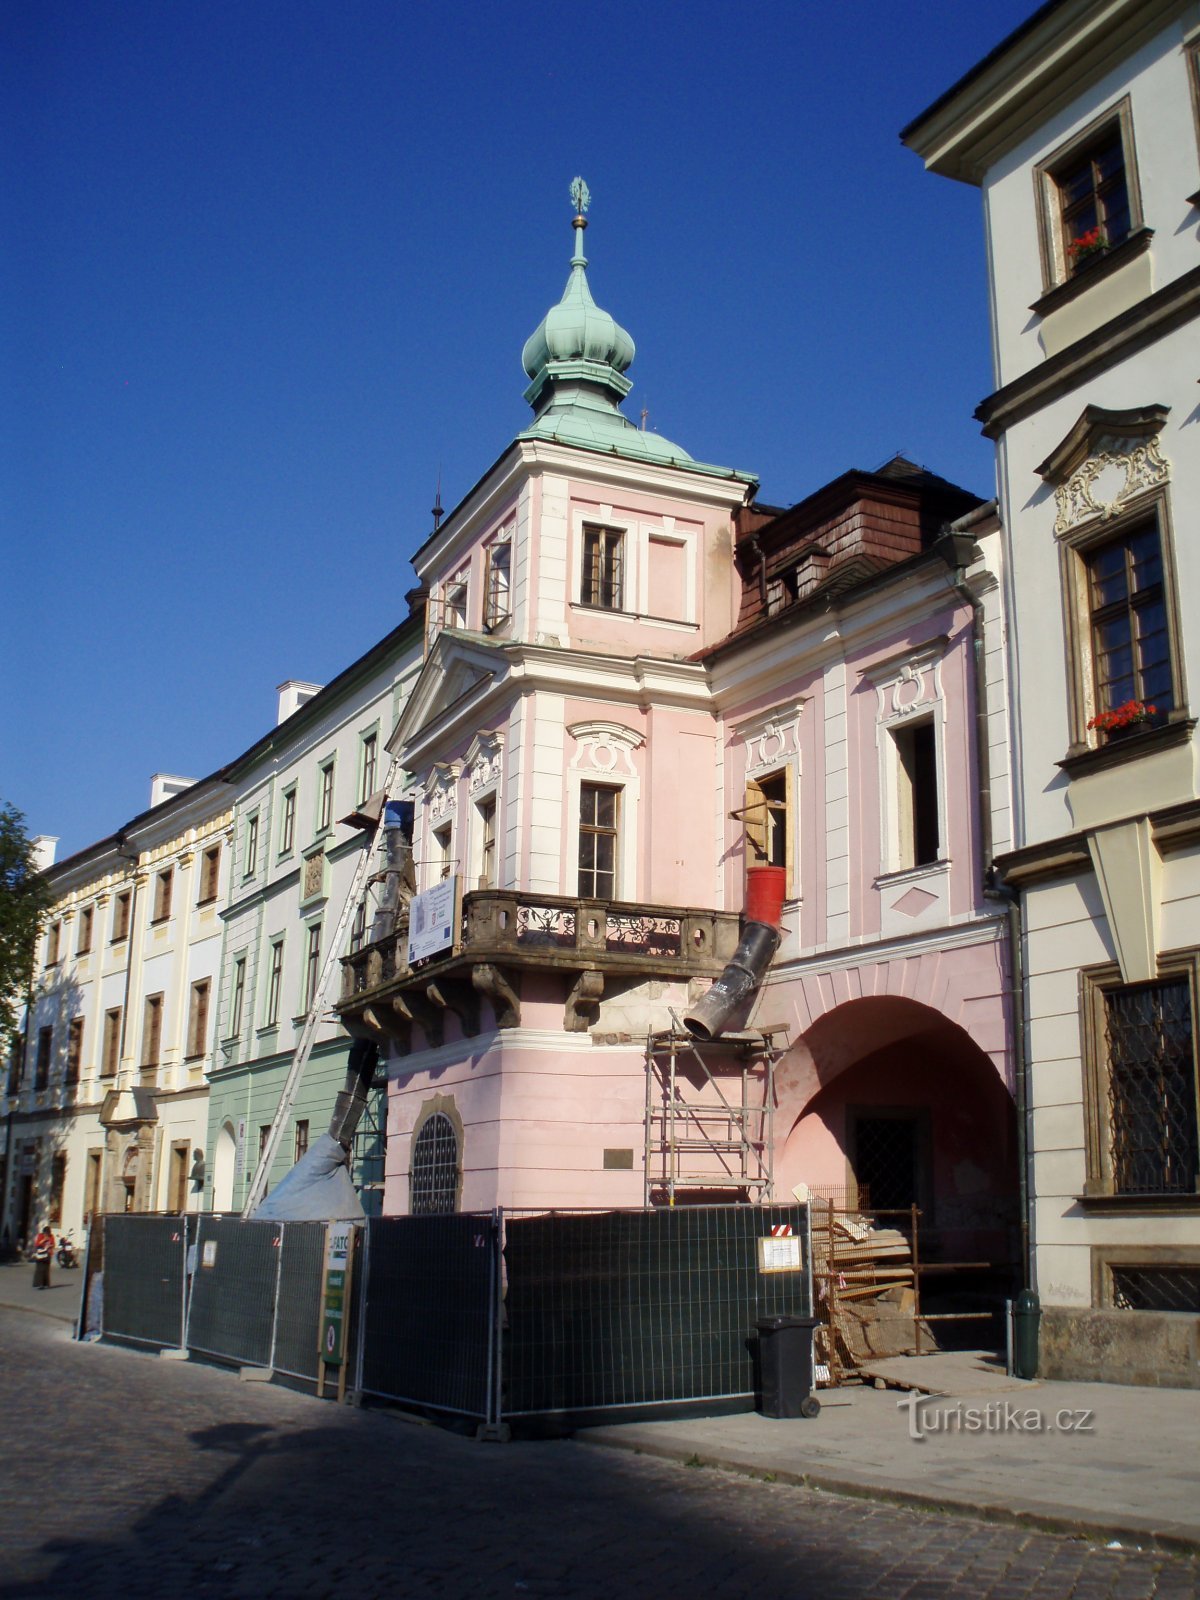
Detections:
410,1112,459,1215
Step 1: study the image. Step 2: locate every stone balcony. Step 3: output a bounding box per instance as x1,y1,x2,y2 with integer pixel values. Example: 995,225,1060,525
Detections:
338,889,742,1050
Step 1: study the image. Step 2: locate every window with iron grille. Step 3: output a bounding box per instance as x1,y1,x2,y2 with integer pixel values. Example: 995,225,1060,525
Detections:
410,1111,459,1215
581,525,623,610
1103,978,1199,1196
1110,1264,1200,1314
578,782,619,900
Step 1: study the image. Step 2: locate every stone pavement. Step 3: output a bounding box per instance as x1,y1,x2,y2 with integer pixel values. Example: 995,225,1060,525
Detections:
3,1306,1198,1600
0,1258,84,1326
3,1262,1199,1575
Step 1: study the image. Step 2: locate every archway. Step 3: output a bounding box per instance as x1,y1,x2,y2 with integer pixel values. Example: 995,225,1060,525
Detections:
212,1120,237,1212
775,996,1018,1266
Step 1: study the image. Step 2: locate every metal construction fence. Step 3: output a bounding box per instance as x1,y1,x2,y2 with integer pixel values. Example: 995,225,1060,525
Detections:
94,1202,812,1426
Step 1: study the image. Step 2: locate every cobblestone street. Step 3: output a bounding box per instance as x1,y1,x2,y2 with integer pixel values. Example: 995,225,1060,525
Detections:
3,1309,1197,1600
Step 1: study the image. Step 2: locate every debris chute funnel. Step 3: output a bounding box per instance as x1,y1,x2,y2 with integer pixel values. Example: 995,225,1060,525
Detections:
249,1133,365,1222
682,920,781,1042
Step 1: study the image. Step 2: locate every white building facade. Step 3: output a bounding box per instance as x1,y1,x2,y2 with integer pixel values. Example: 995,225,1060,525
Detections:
906,0,1200,1384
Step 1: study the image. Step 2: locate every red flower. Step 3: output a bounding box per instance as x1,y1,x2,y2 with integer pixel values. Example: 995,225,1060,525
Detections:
1087,699,1157,732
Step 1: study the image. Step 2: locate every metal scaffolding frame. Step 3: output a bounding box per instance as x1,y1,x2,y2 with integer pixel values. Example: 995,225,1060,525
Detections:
643,1011,784,1206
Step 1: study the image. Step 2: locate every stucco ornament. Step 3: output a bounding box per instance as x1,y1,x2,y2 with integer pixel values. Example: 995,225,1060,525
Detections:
465,730,504,794
425,762,461,820
867,642,947,724
567,720,642,778
739,703,804,774
1053,438,1170,536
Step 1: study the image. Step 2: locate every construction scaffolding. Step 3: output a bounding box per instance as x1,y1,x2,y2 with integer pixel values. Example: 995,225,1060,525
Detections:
643,1016,784,1206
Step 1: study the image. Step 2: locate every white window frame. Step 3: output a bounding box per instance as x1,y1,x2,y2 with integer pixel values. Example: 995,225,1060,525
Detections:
565,721,642,901
867,644,948,880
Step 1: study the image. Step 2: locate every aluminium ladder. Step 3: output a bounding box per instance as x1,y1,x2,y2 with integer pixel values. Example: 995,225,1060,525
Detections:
242,756,402,1215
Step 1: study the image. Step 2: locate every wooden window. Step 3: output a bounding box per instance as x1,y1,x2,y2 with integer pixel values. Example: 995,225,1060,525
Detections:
1035,102,1142,291
198,844,221,903
360,732,378,806
141,993,164,1070
578,783,619,900
1086,520,1173,732
45,921,61,968
294,1120,310,1163
170,1143,189,1212
476,796,497,889
229,956,246,1038
6,1033,24,1095
434,824,453,882
444,570,468,630
893,720,940,870
743,772,790,870
259,1124,271,1160
186,979,210,1060
484,540,512,629
244,815,260,878
279,789,296,856
48,1153,66,1226
303,923,322,1010
66,1018,84,1085
265,940,284,1027
1083,961,1200,1199
349,901,367,954
112,891,131,943
152,868,173,923
35,1026,52,1090
76,905,93,955
84,1149,103,1222
317,761,335,834
102,1008,122,1076
581,525,623,610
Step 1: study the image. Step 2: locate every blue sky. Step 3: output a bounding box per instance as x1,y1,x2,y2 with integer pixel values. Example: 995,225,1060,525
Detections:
2,0,1038,861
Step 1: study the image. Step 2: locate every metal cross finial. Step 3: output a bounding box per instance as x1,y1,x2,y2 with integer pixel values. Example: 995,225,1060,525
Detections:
569,176,591,217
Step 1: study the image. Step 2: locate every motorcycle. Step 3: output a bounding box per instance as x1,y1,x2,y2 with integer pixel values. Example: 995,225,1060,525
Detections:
56,1232,79,1269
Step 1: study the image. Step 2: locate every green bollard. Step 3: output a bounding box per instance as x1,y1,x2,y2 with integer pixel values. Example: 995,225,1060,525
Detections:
1012,1288,1040,1379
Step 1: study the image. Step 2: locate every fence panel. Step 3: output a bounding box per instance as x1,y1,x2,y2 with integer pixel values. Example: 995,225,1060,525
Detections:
100,1215,189,1349
272,1222,329,1383
358,1215,495,1418
186,1216,281,1368
502,1204,811,1417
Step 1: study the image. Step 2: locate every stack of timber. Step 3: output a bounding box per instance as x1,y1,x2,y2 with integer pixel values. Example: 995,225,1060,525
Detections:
812,1211,935,1380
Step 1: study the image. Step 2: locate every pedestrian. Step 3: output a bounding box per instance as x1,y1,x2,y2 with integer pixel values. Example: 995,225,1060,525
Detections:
31,1222,54,1290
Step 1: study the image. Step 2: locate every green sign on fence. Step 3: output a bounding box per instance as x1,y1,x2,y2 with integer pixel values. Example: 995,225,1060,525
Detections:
319,1224,354,1368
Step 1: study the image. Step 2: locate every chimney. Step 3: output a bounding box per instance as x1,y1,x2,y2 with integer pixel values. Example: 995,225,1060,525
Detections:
31,836,58,872
277,680,323,725
150,775,196,808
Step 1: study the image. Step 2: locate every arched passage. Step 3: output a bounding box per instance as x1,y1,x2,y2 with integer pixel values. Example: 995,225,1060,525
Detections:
775,996,1018,1265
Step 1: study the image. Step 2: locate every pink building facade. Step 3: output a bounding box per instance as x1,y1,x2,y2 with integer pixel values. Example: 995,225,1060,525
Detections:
339,195,1018,1269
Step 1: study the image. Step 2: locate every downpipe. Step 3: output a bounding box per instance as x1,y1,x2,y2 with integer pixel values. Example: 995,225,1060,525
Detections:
682,920,781,1042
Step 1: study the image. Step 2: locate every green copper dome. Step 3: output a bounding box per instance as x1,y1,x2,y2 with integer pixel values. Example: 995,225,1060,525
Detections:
519,179,694,467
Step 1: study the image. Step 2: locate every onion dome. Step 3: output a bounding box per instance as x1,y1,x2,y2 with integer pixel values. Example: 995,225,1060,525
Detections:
519,179,693,466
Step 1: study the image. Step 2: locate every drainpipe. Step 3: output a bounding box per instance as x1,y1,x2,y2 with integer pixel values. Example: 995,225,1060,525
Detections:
936,511,1032,1291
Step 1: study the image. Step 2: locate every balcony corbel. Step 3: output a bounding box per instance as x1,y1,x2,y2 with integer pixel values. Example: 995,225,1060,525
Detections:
394,988,444,1049
565,968,604,1033
472,963,520,1029
426,976,481,1038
